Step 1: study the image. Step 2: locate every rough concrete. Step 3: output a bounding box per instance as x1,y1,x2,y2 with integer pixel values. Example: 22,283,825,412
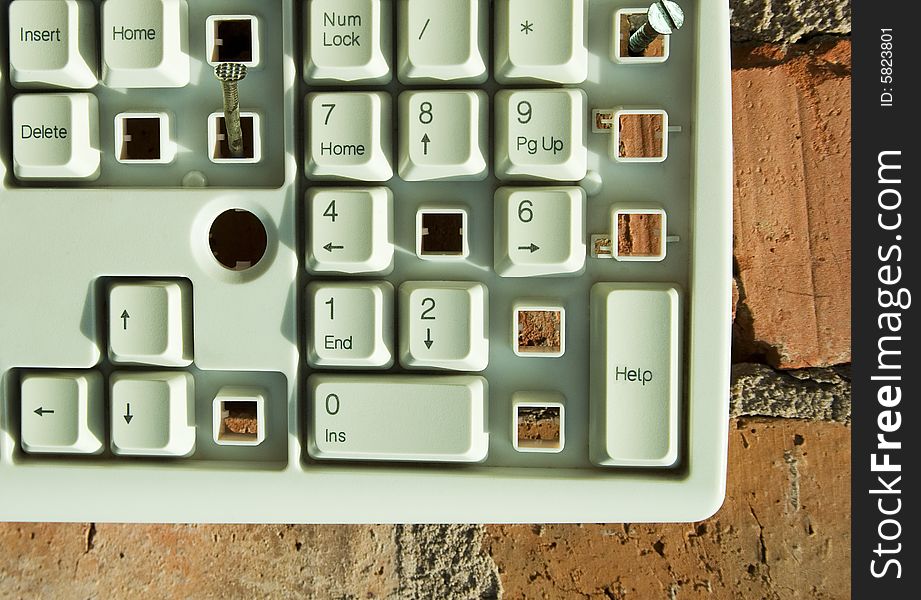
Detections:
731,363,851,422
732,39,851,369
730,0,851,42
395,525,502,599
486,418,850,599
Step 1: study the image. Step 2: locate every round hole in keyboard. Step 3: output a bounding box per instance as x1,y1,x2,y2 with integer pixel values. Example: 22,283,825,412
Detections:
208,209,268,271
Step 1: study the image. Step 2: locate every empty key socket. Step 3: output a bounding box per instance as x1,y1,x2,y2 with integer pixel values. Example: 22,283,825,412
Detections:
612,109,668,162
208,111,262,163
115,113,175,164
613,208,667,261
212,387,266,446
513,303,565,357
416,208,469,259
206,15,261,67
513,393,565,453
612,9,671,64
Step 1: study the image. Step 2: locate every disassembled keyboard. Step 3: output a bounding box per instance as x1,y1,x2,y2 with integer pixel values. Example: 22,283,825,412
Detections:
0,0,732,522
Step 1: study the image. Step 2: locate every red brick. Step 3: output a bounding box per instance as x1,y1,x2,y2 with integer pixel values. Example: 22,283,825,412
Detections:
731,39,851,368
485,419,850,599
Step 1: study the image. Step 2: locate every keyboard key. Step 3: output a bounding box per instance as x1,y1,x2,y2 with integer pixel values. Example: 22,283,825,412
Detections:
306,92,393,181
306,281,394,368
20,371,104,455
398,90,488,181
590,283,681,467
398,281,488,372
107,280,193,367
495,89,587,181
8,0,97,89
494,187,586,277
101,0,190,88
397,0,488,83
307,187,394,273
495,0,587,84
305,0,392,84
110,371,196,457
12,92,100,180
307,374,488,462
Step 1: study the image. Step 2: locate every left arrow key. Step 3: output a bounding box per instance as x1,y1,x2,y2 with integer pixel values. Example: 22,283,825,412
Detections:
20,371,105,455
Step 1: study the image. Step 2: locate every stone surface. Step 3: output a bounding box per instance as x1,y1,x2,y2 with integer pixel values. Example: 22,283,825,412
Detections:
486,419,850,599
0,419,848,599
732,39,851,369
0,523,500,599
731,363,851,422
394,525,502,599
730,0,851,42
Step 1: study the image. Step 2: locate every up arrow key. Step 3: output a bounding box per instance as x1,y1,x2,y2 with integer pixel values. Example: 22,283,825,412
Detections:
121,309,130,330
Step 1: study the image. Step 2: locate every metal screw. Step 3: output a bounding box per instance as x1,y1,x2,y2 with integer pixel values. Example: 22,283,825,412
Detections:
628,0,684,56
214,63,248,158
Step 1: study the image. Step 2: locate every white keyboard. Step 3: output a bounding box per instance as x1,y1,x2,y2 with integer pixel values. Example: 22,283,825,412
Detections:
0,0,733,523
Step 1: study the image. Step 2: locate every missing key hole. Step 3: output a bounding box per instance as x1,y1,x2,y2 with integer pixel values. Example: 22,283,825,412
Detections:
213,387,266,446
515,403,564,452
419,211,466,257
122,118,160,160
214,20,253,63
213,116,255,160
618,113,664,159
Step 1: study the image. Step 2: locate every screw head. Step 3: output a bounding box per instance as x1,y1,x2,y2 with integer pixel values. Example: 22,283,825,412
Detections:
214,62,248,82
647,0,685,35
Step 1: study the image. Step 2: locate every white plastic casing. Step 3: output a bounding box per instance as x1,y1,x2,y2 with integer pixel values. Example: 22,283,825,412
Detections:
0,0,732,524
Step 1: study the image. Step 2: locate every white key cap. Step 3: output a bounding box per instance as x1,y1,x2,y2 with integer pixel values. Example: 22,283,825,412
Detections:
495,0,587,84
308,374,488,462
9,0,97,89
307,187,394,274
495,89,587,181
12,93,99,180
494,187,586,277
101,0,190,88
398,281,488,372
110,371,196,457
398,90,488,182
306,281,394,368
305,0,392,84
590,283,681,467
398,0,487,83
108,280,193,367
20,371,104,455
306,92,393,181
